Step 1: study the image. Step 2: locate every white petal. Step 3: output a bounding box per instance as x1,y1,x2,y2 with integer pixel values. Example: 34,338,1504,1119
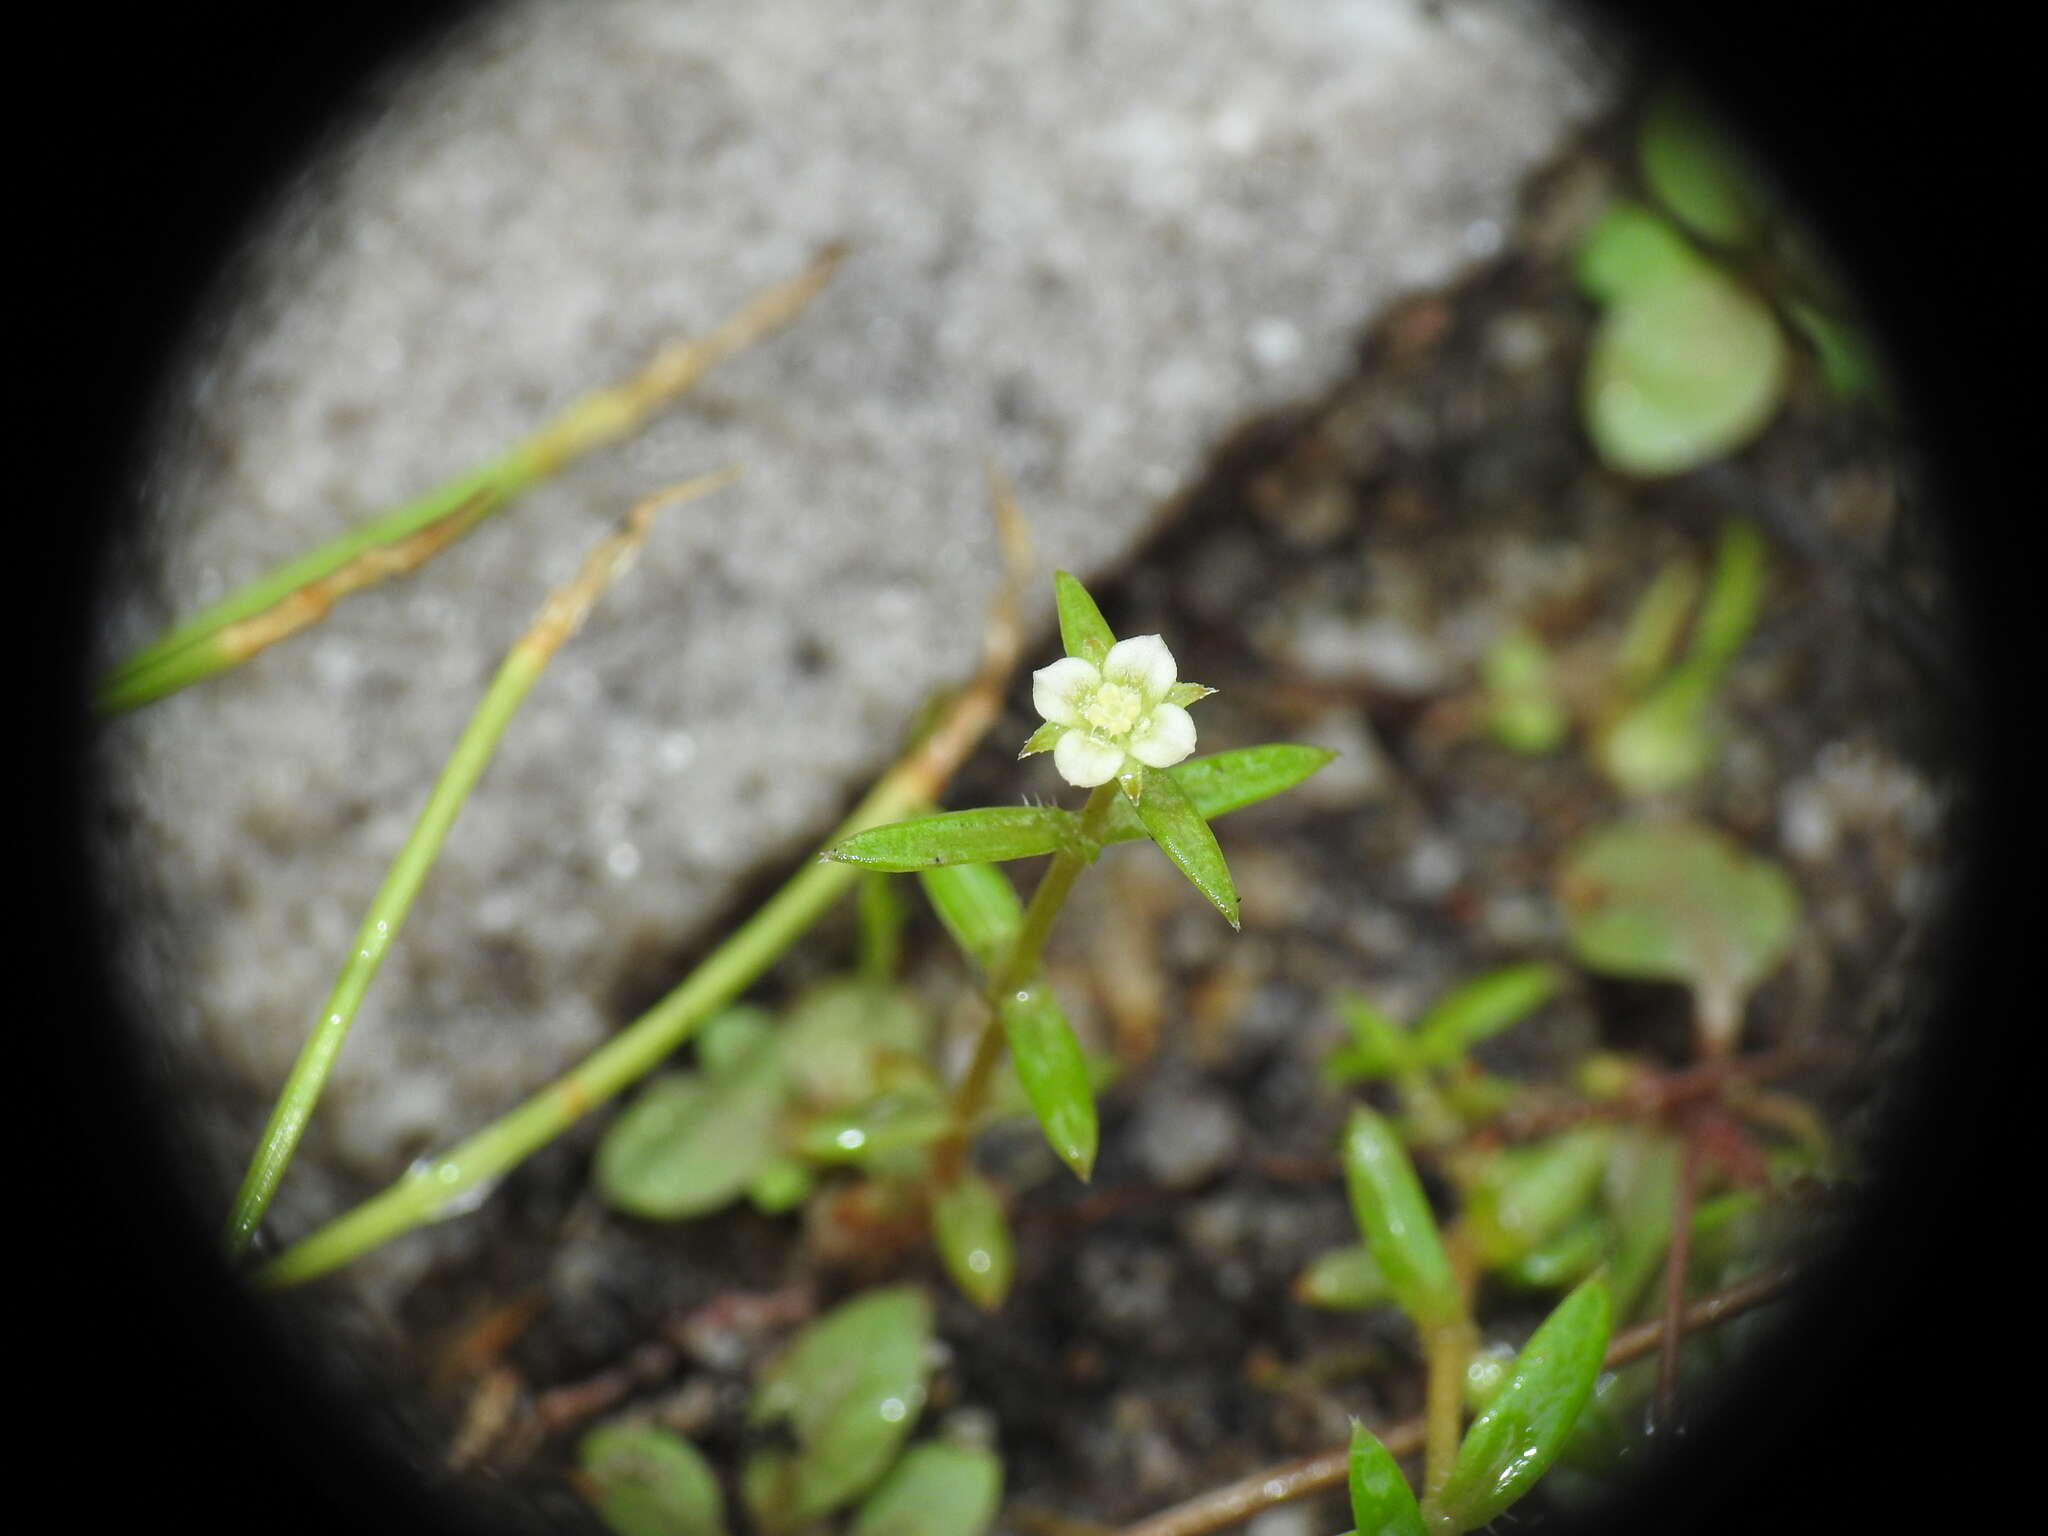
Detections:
1053,730,1126,787
1031,656,1100,726
1127,703,1197,768
1102,634,1176,699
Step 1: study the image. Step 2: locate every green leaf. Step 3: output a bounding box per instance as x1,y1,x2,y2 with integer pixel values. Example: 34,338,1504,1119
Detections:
1583,261,1789,478
1463,1342,1519,1415
858,870,908,982
1558,819,1799,1052
1341,1108,1459,1331
580,1422,730,1536
595,1023,786,1219
1500,1213,1611,1291
1613,553,1704,696
1605,1129,1683,1319
827,806,1081,871
1573,201,1711,303
932,1172,1016,1312
1323,995,1411,1084
1295,1244,1395,1311
1017,720,1064,757
698,1007,776,1076
742,1287,934,1533
1596,666,1717,794
1482,629,1569,755
796,1090,951,1165
1054,570,1117,664
1436,1278,1612,1530
1099,745,1336,842
1463,1126,1615,1267
918,863,1024,974
849,1441,1003,1536
1130,765,1239,928
747,1157,815,1215
1689,517,1766,674
1409,963,1561,1067
1347,1422,1426,1536
779,979,933,1110
1639,87,1768,248
999,980,1099,1181
1785,298,1885,403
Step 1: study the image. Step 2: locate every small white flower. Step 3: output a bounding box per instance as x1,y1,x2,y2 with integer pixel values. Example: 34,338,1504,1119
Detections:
1023,634,1212,788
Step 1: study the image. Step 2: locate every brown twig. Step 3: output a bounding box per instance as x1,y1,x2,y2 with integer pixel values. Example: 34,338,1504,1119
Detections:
1108,1266,1797,1536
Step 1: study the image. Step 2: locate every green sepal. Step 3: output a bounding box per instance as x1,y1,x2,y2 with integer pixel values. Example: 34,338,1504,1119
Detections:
1436,1278,1612,1530
1347,1422,1427,1536
1164,681,1215,707
1131,765,1239,928
1098,745,1335,843
931,1171,1016,1312
918,863,1024,974
1341,1107,1459,1332
1053,570,1116,664
1017,720,1064,757
826,806,1082,871
998,979,1099,1181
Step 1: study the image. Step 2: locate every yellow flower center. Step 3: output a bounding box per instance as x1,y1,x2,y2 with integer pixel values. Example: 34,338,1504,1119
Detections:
1082,681,1143,737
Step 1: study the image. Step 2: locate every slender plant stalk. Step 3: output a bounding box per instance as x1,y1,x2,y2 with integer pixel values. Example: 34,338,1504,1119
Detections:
99,247,845,714
252,489,1028,1288
936,780,1119,1183
1110,1265,1797,1536
223,471,739,1256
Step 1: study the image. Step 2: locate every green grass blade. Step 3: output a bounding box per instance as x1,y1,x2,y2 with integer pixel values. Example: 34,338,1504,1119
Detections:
224,479,713,1254
100,249,841,712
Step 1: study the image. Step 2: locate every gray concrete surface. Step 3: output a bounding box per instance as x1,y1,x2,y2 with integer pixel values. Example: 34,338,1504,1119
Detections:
96,0,1610,1296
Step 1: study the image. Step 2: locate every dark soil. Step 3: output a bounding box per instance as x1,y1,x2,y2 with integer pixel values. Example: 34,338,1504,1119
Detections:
266,110,1960,1536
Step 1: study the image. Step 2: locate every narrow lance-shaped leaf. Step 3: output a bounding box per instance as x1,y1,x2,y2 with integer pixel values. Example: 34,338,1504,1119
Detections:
579,1423,730,1536
1131,764,1239,928
1098,745,1336,843
1463,1125,1615,1267
1409,962,1561,1066
932,1171,1016,1312
918,863,1024,975
1053,569,1116,664
828,806,1081,871
1342,1108,1460,1331
796,1091,952,1164
1346,1421,1427,1536
1324,995,1412,1085
1295,1244,1396,1311
1435,1278,1613,1531
849,1441,1003,1536
999,980,1099,1181
742,1287,934,1533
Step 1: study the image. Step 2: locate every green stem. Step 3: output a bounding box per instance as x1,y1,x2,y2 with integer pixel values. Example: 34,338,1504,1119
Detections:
225,479,725,1255
255,769,928,1289
940,780,1119,1176
99,249,841,713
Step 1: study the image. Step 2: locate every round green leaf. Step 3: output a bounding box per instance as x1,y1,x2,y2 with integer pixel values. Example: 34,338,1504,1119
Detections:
849,1441,1002,1536
594,1033,786,1221
579,1422,729,1536
1583,263,1789,478
1558,819,1798,1050
743,1287,935,1533
1573,201,1709,303
779,979,931,1109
